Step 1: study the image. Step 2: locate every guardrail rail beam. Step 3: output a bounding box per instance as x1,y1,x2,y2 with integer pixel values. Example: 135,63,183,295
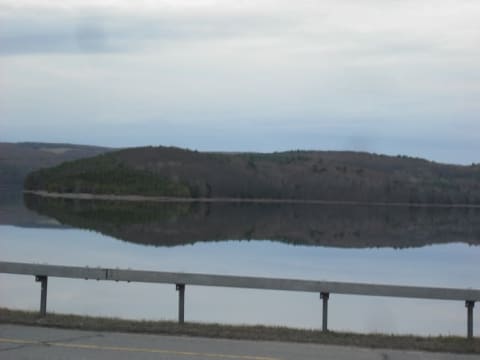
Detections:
1,261,479,338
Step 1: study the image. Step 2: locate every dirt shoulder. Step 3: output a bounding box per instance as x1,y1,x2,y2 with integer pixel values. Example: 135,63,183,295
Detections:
0,308,478,354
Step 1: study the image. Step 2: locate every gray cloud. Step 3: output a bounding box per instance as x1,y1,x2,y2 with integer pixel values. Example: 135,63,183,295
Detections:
0,9,296,56
2,2,476,62
0,14,115,55
1,1,480,164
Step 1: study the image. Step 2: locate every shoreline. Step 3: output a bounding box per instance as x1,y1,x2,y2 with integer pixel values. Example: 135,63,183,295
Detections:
24,190,480,208
0,308,478,353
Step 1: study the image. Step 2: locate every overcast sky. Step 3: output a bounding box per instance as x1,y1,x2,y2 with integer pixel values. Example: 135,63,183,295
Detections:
1,0,479,164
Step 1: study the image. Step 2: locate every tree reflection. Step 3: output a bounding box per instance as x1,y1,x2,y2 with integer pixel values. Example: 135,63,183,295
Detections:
24,194,480,249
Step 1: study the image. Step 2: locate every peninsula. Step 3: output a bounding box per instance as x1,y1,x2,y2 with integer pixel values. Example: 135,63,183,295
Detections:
24,146,480,205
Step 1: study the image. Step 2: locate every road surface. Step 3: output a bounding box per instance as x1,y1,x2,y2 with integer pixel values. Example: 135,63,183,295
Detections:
0,324,476,360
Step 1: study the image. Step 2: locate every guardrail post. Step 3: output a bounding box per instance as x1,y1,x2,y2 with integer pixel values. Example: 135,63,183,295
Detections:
176,284,185,324
35,275,48,316
466,300,475,339
320,292,329,332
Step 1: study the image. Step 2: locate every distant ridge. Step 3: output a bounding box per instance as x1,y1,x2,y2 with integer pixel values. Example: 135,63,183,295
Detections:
0,142,112,191
24,145,480,205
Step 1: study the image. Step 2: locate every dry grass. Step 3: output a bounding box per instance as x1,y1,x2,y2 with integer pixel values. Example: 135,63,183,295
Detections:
0,308,478,354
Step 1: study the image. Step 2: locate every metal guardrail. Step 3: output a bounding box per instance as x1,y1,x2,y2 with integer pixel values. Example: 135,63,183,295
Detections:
0,261,478,338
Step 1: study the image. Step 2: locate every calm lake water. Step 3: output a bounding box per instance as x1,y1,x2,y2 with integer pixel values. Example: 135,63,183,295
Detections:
1,192,479,336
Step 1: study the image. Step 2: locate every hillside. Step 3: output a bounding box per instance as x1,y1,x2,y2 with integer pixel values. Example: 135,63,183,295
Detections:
0,142,112,191
24,146,480,204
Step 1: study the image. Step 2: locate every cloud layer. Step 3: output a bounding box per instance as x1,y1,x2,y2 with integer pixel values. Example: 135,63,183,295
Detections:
1,1,479,164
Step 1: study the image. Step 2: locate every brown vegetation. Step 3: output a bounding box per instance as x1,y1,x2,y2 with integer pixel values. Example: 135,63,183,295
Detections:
24,146,480,204
0,308,478,353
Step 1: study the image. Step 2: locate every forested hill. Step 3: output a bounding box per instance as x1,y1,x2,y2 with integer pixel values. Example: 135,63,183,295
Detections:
24,146,480,204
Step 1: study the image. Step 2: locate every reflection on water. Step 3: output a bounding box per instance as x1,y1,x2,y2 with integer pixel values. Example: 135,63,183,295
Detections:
0,192,479,336
24,194,480,248
0,191,66,229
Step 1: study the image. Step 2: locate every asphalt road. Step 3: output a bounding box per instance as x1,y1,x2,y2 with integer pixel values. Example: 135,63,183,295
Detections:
0,324,476,360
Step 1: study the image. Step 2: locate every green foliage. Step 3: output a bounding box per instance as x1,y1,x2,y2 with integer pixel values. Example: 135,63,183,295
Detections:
25,154,190,197
247,157,257,170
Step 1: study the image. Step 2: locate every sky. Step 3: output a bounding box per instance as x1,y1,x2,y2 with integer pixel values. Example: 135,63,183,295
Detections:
0,0,479,164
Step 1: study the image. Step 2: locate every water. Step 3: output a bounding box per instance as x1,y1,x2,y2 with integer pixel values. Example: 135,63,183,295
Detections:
0,192,479,336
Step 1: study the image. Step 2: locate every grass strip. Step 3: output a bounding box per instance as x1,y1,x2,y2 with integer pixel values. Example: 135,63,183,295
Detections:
0,308,478,354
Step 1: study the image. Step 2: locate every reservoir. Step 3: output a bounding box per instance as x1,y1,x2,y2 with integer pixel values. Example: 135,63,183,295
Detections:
1,192,479,336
